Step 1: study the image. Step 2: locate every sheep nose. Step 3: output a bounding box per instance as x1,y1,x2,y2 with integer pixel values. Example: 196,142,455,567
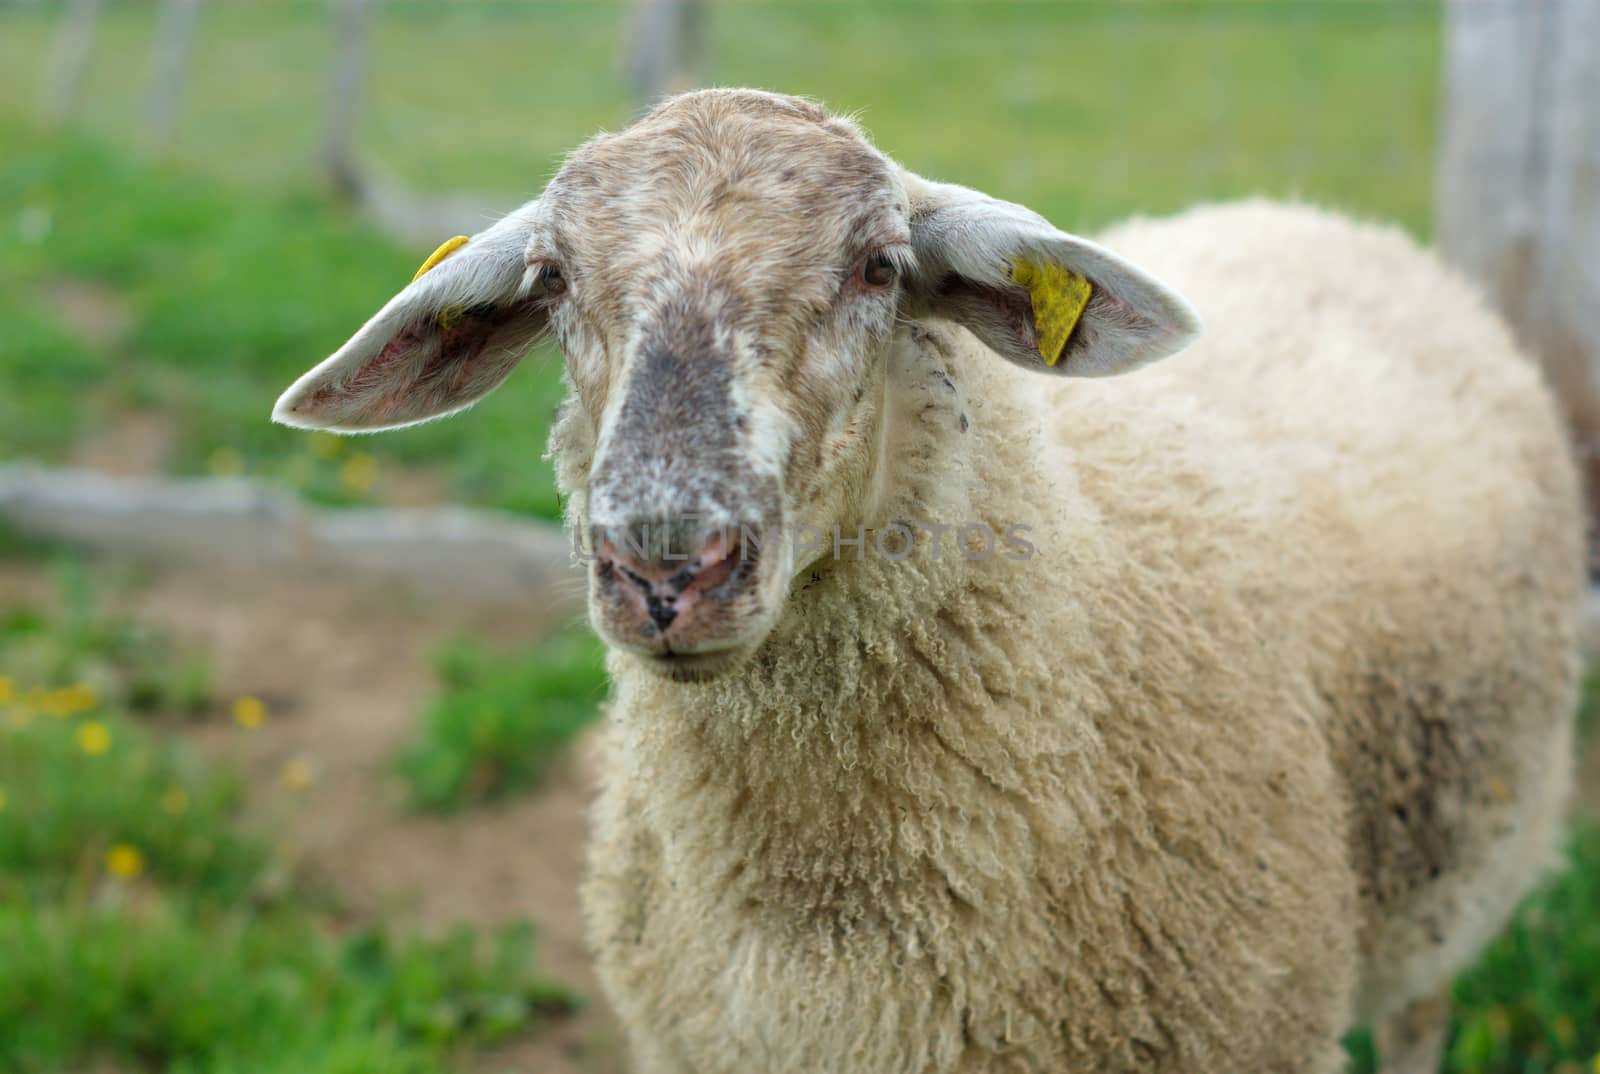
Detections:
594,523,757,641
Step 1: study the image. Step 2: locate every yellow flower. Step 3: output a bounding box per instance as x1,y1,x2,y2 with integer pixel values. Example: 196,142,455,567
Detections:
64,683,96,713
1592,1052,1600,1074
208,445,245,478
105,843,144,879
75,720,111,756
161,785,189,816
39,684,96,718
281,759,313,792
232,695,267,729
310,431,344,460
0,787,8,812
0,675,13,704
339,451,378,494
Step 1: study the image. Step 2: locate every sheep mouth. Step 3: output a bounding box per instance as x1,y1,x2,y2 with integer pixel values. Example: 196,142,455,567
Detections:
588,518,783,680
640,645,750,683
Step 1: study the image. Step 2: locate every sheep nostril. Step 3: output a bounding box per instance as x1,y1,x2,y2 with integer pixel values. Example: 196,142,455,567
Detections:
596,525,761,637
647,598,678,631
686,532,753,596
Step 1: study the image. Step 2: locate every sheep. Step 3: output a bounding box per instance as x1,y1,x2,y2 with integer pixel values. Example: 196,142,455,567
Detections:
273,89,1587,1074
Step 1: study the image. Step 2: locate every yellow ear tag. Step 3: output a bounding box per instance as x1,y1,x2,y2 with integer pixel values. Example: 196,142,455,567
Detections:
412,235,470,282
1009,258,1093,367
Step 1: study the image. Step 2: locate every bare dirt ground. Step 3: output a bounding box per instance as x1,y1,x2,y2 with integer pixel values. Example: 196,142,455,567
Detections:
0,555,624,1074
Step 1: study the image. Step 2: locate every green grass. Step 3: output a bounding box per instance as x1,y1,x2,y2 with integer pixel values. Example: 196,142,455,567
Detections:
0,905,574,1074
0,121,569,518
1,559,213,716
0,568,577,1073
397,629,608,813
0,2,1441,230
0,683,267,913
1441,825,1600,1073
1431,678,1600,1074
0,287,103,460
1343,826,1600,1074
0,517,77,562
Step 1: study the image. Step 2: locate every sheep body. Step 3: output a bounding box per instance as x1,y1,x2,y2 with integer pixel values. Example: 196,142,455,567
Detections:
580,200,1585,1073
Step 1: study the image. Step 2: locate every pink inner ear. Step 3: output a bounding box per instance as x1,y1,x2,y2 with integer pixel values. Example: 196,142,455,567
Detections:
437,311,500,389
355,323,430,391
934,272,1041,358
981,278,1040,355
357,306,508,422
290,298,542,427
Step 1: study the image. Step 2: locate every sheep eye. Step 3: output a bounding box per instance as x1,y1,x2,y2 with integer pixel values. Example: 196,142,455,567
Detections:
538,264,567,296
862,252,897,287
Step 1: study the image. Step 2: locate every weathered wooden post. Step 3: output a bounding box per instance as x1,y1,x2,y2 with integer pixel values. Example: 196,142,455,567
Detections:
37,0,106,127
324,0,372,200
1437,0,1600,527
625,0,707,108
144,0,203,148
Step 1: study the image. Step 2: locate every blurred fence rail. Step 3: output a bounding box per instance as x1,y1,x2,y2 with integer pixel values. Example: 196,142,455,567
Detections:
0,463,585,615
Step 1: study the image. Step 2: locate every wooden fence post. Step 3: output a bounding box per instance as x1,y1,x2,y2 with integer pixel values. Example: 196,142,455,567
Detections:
37,0,105,127
324,0,372,200
1437,0,1600,523
144,0,203,148
625,0,707,108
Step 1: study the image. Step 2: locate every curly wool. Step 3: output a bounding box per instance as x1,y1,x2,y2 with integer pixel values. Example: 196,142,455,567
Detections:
580,200,1586,1074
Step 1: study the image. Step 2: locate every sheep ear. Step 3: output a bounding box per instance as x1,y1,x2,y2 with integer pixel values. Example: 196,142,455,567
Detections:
273,201,550,433
904,176,1201,377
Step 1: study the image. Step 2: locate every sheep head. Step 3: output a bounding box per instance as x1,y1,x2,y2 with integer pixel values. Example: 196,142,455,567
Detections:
274,89,1200,681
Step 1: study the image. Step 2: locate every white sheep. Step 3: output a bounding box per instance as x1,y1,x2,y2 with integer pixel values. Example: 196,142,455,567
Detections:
275,90,1586,1074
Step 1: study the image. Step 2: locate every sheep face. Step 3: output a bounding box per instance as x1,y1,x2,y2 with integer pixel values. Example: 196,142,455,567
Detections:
272,89,1201,682
541,91,915,679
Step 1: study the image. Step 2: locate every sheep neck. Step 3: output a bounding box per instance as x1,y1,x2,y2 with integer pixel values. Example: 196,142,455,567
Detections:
611,322,1098,895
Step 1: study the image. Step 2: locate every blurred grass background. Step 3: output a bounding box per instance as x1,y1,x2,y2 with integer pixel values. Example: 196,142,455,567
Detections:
0,2,1440,222
0,0,1439,520
3,2,1598,1073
